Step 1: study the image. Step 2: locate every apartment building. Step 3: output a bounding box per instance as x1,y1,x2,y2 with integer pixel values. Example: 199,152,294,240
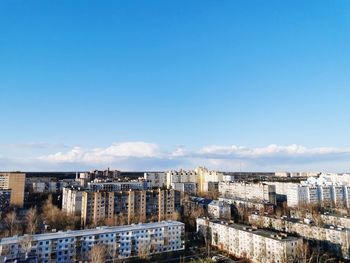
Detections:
286,182,350,208
197,218,302,263
0,190,11,214
0,221,185,263
87,181,151,191
165,167,223,193
165,170,197,189
218,181,276,204
62,187,84,216
290,211,350,229
208,201,231,219
274,172,320,178
320,213,350,229
319,173,350,185
219,197,275,214
144,172,166,188
249,213,350,259
0,172,25,207
171,182,197,195
80,189,182,226
195,167,223,193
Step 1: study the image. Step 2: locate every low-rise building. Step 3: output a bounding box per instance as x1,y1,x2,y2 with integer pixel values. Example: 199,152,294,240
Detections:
320,213,350,229
249,213,350,259
0,221,185,262
196,218,302,263
219,197,274,214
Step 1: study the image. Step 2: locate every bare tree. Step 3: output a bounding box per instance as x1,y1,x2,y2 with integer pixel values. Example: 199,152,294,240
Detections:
171,211,181,221
4,211,18,237
311,211,323,227
25,207,39,235
42,195,78,231
90,244,107,263
19,235,33,261
138,243,151,261
199,190,219,200
235,205,249,224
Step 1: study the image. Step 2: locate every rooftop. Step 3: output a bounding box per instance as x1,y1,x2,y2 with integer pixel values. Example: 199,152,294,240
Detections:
207,219,299,241
0,221,184,245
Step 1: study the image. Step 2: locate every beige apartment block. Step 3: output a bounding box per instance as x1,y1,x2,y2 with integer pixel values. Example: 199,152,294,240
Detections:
0,173,25,207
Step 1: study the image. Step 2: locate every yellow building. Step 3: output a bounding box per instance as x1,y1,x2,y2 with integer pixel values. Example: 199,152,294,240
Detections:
0,173,26,207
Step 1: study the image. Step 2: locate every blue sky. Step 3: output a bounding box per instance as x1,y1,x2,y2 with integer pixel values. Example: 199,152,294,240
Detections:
1,1,350,171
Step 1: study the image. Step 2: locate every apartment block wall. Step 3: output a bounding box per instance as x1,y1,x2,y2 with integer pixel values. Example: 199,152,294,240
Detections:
249,214,350,259
197,218,302,263
287,184,350,208
0,173,25,207
0,221,185,262
62,187,83,216
81,189,182,226
218,182,276,204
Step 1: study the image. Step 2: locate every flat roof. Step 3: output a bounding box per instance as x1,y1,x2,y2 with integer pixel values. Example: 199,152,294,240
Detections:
208,219,299,241
0,221,184,245
251,214,349,232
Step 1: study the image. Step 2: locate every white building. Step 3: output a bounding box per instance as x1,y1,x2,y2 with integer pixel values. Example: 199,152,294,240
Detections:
319,173,350,185
144,172,166,188
171,182,197,195
87,181,151,191
218,182,276,204
274,172,320,178
265,181,298,196
286,178,350,208
249,213,350,259
0,221,185,263
208,201,231,219
62,187,84,216
165,170,197,189
196,218,302,263
223,175,235,182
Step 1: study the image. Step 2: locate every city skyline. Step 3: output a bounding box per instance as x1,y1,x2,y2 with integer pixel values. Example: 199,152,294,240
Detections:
1,1,350,171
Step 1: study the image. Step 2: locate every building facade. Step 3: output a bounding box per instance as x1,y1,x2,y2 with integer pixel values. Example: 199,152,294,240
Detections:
249,213,350,259
80,189,182,226
0,189,11,215
0,172,25,207
197,218,302,263
87,181,151,191
62,187,84,216
144,172,166,188
218,182,276,204
286,183,350,208
0,221,185,263
207,201,231,219
165,167,223,193
171,182,197,195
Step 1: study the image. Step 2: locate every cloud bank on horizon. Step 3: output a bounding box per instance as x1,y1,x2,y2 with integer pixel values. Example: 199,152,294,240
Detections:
0,141,350,172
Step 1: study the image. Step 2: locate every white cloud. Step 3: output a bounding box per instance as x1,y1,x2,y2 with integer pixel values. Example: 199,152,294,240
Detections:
1,142,350,172
39,142,160,164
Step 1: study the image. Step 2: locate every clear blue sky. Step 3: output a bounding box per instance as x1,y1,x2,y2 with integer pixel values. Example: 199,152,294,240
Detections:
1,1,350,171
